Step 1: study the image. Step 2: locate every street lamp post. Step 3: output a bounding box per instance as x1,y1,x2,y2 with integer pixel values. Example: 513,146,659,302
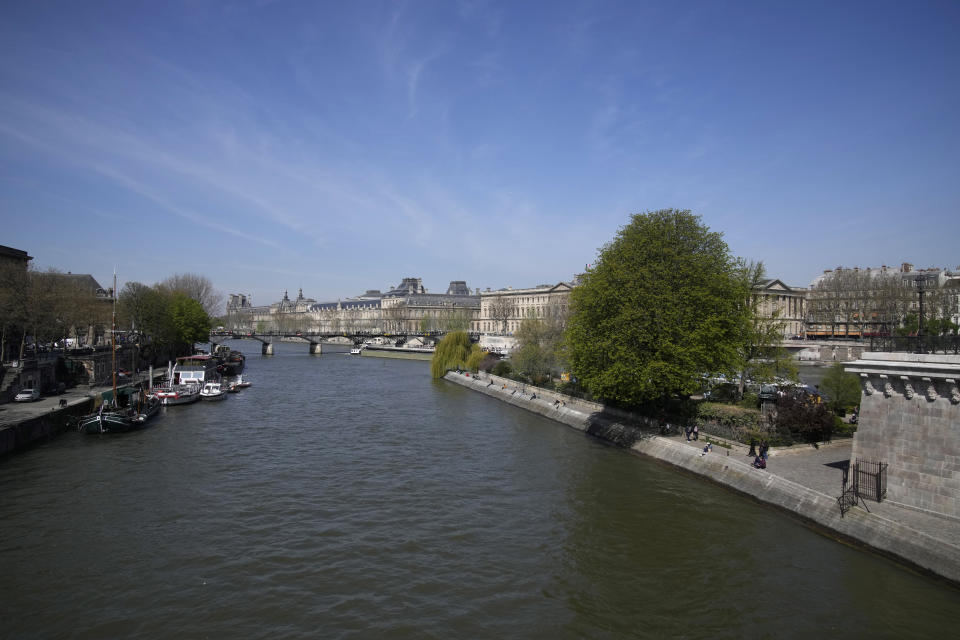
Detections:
914,274,933,354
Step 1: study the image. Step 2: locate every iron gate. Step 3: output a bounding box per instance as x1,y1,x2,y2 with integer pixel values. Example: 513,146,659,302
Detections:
854,459,888,503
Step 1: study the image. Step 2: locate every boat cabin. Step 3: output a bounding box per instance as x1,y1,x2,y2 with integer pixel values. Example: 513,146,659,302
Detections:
173,355,220,386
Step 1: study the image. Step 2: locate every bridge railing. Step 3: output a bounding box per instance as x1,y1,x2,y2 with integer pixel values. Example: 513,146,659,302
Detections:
867,334,960,354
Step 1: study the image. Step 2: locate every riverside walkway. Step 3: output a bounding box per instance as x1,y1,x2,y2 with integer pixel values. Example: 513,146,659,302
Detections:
443,370,960,584
669,435,960,554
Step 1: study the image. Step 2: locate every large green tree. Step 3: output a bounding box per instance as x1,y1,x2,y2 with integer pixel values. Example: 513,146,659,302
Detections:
169,293,212,346
566,209,747,406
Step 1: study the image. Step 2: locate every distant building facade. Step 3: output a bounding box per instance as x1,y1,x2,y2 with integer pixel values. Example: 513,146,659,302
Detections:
753,279,807,339
478,281,574,335
806,263,960,338
225,278,480,334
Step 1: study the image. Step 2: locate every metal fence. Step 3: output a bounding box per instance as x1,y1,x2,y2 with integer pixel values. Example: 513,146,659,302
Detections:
838,458,888,516
854,459,888,503
868,334,960,354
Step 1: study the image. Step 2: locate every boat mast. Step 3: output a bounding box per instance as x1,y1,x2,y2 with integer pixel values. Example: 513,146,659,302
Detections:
111,271,117,406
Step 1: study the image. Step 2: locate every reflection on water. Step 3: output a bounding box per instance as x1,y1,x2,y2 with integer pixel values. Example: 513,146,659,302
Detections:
0,341,956,638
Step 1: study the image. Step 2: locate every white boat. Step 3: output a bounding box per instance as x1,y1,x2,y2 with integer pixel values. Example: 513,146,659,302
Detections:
350,347,363,355
226,375,251,392
200,381,227,401
154,384,201,406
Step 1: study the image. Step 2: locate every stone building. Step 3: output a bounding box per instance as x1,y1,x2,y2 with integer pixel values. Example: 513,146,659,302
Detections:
311,291,383,334
478,281,574,335
225,278,479,334
379,278,480,333
806,263,960,338
753,279,807,339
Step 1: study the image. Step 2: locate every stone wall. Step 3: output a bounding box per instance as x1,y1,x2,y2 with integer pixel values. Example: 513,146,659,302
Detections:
845,352,960,519
443,370,960,583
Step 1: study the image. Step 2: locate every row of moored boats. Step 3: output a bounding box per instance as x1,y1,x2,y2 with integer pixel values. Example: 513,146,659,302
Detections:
77,346,251,434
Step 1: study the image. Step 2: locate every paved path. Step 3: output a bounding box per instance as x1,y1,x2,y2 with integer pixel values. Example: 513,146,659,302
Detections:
671,434,960,548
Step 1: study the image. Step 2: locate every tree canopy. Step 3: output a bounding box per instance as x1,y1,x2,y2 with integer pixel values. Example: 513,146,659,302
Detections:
566,209,748,406
819,362,862,414
511,299,569,382
430,331,477,378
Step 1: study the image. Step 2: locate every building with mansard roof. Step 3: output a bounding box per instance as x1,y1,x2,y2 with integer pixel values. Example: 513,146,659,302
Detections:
224,278,480,334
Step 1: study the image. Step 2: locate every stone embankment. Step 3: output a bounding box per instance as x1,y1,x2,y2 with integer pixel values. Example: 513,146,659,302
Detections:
444,371,960,585
0,371,163,457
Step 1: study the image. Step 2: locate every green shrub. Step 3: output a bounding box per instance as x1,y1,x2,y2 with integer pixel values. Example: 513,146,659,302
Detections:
833,416,857,438
776,395,834,443
696,402,761,429
695,402,762,442
491,360,512,377
737,393,759,409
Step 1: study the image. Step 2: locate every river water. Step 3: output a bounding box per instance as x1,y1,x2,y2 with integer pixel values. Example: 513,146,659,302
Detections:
1,341,957,638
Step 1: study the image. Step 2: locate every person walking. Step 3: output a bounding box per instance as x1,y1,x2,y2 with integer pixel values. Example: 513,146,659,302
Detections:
693,425,699,441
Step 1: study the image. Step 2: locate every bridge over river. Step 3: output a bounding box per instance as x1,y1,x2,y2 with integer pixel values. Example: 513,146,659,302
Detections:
210,330,473,355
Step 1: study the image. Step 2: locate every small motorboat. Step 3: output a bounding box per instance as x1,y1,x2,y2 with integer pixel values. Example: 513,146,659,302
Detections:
200,381,227,401
154,384,201,405
350,347,363,355
232,375,252,389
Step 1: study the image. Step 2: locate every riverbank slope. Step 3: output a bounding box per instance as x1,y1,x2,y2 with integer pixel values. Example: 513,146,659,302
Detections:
443,371,960,585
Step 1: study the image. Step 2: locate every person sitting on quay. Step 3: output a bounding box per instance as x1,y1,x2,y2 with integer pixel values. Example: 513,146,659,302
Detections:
753,456,767,469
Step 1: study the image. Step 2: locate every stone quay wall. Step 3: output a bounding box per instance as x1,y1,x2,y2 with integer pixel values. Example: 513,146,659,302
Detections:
845,352,960,519
443,370,960,584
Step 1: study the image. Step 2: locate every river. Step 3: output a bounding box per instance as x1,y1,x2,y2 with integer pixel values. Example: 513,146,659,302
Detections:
1,341,957,638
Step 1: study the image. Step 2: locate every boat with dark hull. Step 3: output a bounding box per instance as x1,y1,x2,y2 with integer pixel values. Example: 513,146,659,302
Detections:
78,273,162,434
213,344,246,377
78,404,137,434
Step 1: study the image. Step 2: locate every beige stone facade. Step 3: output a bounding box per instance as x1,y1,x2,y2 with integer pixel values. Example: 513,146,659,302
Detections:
226,278,480,335
478,282,573,335
753,279,807,339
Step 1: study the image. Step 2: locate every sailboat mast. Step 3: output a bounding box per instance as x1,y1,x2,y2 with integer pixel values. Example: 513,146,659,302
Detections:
111,272,117,404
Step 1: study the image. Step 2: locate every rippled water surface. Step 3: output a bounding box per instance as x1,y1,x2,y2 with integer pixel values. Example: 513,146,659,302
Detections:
2,341,958,638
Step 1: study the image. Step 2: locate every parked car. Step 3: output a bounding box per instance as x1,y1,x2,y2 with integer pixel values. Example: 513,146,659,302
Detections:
15,388,41,402
759,383,780,403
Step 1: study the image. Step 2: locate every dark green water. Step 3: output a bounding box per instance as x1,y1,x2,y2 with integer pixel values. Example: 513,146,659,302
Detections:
1,341,957,638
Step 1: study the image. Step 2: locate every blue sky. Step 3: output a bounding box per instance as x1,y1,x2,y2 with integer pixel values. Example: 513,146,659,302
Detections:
2,0,958,308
